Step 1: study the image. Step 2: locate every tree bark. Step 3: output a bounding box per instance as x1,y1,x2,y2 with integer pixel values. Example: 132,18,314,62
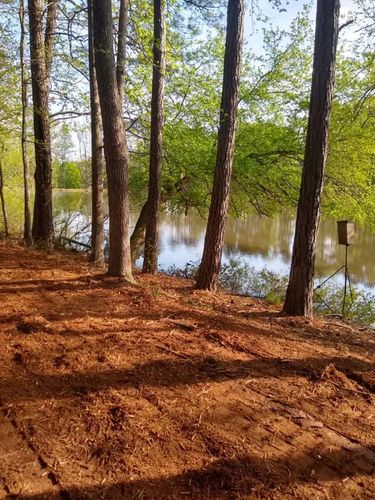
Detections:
195,0,245,291
88,0,105,266
93,0,133,280
143,0,166,274
0,154,9,238
283,0,340,317
116,0,128,105
131,200,149,264
44,0,57,75
19,0,33,246
28,0,56,247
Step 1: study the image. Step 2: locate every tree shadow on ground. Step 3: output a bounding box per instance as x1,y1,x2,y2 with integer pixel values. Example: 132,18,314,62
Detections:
0,275,134,295
12,447,375,500
1,270,372,357
1,354,374,403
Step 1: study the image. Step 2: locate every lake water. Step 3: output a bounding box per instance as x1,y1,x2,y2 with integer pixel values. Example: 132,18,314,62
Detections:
53,191,375,293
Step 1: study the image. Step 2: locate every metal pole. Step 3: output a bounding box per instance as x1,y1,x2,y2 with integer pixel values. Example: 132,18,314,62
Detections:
342,244,348,316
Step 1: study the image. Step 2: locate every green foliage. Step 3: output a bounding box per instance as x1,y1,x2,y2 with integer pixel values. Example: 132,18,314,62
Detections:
0,0,374,239
163,124,216,212
315,285,375,326
78,160,92,189
57,162,82,189
166,259,375,326
0,3,21,137
0,137,26,234
324,51,375,231
232,122,302,215
125,3,375,231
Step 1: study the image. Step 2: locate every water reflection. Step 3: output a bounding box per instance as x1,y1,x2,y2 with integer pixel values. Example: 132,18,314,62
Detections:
53,191,375,291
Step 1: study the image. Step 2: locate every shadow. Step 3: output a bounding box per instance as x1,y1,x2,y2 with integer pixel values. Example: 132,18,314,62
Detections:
12,447,375,499
193,304,375,356
1,268,371,360
236,310,281,319
0,275,138,295
1,277,372,380
1,355,373,403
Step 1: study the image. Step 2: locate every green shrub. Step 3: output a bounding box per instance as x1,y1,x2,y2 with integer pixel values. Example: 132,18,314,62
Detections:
165,258,375,327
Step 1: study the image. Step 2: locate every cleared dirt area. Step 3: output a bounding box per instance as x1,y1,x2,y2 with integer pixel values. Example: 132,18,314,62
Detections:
0,241,374,499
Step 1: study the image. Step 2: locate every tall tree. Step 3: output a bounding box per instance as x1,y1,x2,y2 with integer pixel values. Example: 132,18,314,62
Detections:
92,0,133,280
19,0,32,247
116,0,128,104
88,0,105,265
283,0,340,316
195,0,245,290
143,0,166,274
28,0,57,247
0,146,9,238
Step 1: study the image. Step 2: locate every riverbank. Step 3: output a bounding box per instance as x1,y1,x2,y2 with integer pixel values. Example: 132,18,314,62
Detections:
0,242,374,498
3,189,375,289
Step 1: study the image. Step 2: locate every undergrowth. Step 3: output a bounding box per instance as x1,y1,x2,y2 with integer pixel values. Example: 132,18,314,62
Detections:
164,258,375,326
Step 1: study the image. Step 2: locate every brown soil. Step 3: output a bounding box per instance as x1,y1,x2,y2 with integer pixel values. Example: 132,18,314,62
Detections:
0,242,374,499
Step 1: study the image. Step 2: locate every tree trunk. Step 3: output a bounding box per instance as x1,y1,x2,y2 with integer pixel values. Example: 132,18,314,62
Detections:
93,0,133,280
28,0,56,247
143,0,166,274
195,0,245,291
131,200,149,264
19,0,33,246
0,155,9,238
116,0,128,105
283,0,340,317
88,0,105,266
44,0,57,75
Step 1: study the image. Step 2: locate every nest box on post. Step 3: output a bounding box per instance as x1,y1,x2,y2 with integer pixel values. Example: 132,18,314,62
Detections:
315,220,355,317
337,220,355,246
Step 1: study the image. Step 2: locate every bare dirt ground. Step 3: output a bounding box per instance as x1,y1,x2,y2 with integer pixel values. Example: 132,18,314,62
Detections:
0,241,374,499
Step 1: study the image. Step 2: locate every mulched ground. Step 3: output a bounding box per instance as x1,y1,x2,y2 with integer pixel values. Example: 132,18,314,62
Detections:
0,241,374,499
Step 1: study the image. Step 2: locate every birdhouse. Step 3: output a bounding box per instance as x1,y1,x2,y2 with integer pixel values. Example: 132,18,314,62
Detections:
337,220,355,246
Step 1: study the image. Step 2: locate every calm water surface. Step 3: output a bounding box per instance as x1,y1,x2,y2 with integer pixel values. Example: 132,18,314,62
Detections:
53,191,375,292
